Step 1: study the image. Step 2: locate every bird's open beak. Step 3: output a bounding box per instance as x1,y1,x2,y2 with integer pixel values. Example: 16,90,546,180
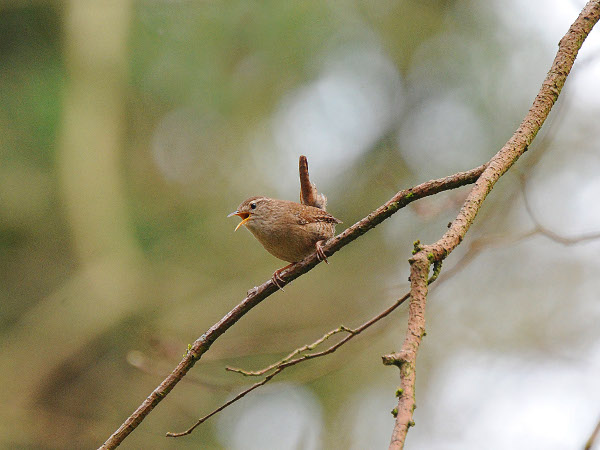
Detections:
227,211,251,231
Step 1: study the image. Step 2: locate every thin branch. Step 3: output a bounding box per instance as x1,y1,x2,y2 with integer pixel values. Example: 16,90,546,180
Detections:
226,325,355,377
100,165,485,448
585,415,600,450
520,175,600,245
384,3,600,448
432,173,600,283
166,292,410,437
165,369,282,438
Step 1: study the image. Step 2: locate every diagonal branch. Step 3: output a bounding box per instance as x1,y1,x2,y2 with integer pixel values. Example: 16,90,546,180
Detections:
585,415,600,450
100,165,485,449
226,325,356,377
383,2,600,448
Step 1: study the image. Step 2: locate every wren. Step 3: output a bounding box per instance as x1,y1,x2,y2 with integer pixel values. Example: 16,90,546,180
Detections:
228,196,341,289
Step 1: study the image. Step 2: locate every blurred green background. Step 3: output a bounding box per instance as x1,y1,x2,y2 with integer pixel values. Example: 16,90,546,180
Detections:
2,1,600,448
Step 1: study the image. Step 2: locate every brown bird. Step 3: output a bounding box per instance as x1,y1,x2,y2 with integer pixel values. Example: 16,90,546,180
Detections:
228,196,342,289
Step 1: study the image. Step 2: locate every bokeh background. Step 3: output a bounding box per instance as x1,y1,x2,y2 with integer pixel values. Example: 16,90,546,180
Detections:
2,0,600,448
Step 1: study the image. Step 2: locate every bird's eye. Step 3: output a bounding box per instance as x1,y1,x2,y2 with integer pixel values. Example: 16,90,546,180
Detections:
250,202,257,209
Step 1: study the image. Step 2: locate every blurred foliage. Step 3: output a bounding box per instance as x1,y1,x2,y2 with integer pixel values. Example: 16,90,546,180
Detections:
1,1,599,449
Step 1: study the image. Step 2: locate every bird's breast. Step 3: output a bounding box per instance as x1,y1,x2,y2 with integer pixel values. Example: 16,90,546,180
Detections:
245,220,336,263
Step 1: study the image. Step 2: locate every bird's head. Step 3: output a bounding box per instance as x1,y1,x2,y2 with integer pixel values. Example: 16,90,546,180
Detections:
227,196,270,231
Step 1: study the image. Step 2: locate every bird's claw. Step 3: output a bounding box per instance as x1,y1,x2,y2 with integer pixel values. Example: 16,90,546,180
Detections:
272,269,286,291
316,240,328,264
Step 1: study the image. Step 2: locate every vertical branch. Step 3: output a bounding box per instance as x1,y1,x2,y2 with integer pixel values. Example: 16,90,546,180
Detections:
382,250,430,449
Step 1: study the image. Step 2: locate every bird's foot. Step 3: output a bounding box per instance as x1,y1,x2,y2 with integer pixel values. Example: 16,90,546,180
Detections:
272,264,292,291
316,240,328,264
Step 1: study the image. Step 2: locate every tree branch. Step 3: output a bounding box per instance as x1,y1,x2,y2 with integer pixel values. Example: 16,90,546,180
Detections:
520,175,600,245
585,415,600,450
384,2,600,448
100,165,485,448
226,325,357,377
383,251,429,446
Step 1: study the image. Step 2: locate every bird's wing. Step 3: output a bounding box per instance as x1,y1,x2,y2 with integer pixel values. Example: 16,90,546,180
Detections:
296,207,342,225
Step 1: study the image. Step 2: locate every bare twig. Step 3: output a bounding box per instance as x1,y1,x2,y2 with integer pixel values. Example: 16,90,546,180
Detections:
100,164,485,448
521,175,600,245
165,369,282,438
226,325,355,377
384,3,600,448
585,415,600,450
167,292,410,437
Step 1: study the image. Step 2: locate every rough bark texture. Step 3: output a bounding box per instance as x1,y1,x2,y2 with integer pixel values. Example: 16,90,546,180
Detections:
385,257,429,449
